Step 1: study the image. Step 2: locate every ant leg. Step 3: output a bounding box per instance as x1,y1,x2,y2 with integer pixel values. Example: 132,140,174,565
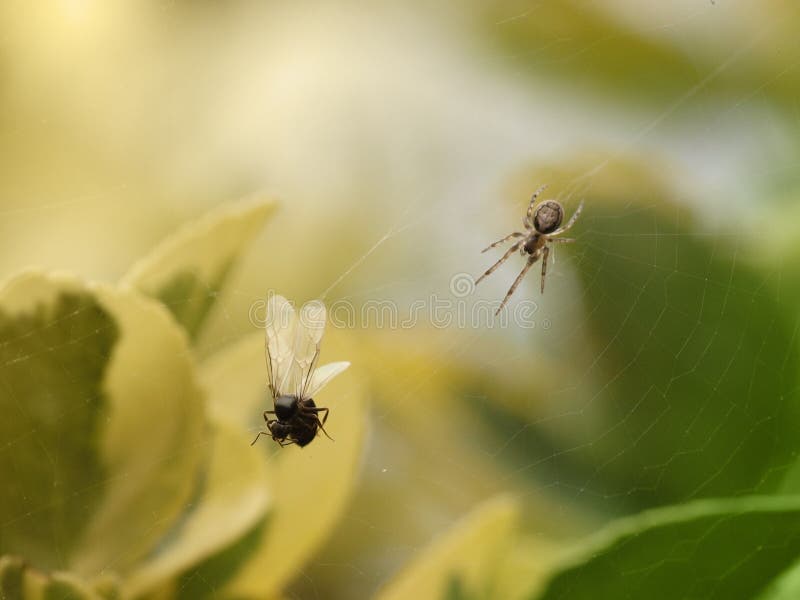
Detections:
301,411,334,441
476,241,523,285
250,431,269,446
304,406,330,425
262,411,278,428
317,418,335,441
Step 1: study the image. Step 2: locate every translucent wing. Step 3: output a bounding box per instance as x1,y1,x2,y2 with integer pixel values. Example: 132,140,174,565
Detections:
292,300,328,397
305,361,350,399
265,294,298,396
266,296,331,397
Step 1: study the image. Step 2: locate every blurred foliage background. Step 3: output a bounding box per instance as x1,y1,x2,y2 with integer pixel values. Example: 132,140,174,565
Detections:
2,1,800,599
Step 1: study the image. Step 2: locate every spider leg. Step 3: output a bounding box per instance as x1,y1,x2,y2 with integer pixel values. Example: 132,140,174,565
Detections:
481,232,524,253
549,237,575,244
524,184,548,228
540,246,550,294
476,241,523,285
550,200,584,236
495,255,538,316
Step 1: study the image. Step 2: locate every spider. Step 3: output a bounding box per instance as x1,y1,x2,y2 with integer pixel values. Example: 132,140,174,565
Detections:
476,185,583,315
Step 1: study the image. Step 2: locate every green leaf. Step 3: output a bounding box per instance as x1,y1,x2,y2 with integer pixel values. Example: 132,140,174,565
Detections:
0,556,26,600
486,162,800,511
756,196,800,315
89,574,121,600
0,555,100,600
169,517,267,600
755,558,800,600
121,197,275,341
534,496,800,600
0,277,116,570
199,328,367,597
376,496,519,600
576,187,799,505
484,3,800,112
486,3,703,105
443,575,487,600
125,420,271,599
0,271,206,576
40,574,98,600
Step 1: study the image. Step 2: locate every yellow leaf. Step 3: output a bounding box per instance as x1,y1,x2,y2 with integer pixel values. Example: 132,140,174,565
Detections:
200,327,366,597
0,270,206,577
376,495,519,600
121,197,275,340
1,554,103,600
125,419,271,598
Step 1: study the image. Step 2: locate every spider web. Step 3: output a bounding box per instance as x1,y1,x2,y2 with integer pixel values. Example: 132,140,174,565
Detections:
2,2,800,600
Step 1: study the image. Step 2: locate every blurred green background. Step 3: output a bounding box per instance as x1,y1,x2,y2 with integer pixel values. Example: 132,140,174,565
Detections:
2,1,800,599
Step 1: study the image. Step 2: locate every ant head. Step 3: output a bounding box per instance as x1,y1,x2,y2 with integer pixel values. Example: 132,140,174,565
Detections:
268,419,292,439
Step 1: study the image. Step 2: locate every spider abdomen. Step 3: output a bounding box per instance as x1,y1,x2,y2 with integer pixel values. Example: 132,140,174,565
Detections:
533,200,564,234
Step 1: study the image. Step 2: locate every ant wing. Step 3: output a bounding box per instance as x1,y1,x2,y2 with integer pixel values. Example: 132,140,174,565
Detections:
287,300,327,398
305,361,350,398
265,294,298,396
